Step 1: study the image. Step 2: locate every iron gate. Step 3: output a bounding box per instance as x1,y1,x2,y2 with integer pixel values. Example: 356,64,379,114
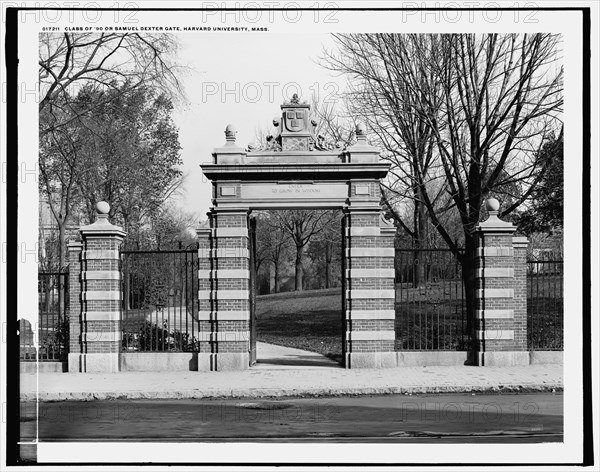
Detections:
121,244,199,352
395,248,469,350
527,259,563,350
21,272,69,361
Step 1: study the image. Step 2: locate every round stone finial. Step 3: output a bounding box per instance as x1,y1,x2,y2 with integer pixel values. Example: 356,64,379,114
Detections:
272,116,280,127
225,124,237,139
356,122,367,136
485,198,500,212
96,201,110,215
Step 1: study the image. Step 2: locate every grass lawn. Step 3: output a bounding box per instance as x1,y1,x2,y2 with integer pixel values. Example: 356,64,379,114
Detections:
255,289,343,362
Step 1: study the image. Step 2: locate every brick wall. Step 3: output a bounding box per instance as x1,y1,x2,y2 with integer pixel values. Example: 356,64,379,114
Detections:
197,210,251,359
344,209,396,356
67,242,83,354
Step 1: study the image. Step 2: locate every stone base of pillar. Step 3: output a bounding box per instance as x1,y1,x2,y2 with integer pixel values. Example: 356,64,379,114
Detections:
213,352,249,371
346,352,397,369
529,351,563,365
68,353,120,373
468,351,530,367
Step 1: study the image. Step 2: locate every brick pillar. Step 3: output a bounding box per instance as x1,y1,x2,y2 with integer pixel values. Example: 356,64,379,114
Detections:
67,241,83,361
513,236,529,353
196,223,213,370
344,208,396,368
68,202,126,373
197,209,250,371
471,198,529,366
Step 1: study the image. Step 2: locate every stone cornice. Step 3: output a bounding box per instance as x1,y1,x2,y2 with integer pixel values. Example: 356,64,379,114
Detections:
201,162,390,181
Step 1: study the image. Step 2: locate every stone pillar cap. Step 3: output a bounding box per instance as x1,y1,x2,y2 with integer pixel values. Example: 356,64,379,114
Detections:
213,123,247,161
476,198,515,233
345,123,380,163
80,201,126,237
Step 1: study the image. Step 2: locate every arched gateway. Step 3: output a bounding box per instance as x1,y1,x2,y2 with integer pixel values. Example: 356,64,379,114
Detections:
197,97,397,370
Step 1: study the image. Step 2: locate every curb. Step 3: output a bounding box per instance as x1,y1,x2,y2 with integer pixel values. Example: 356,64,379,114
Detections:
21,383,563,402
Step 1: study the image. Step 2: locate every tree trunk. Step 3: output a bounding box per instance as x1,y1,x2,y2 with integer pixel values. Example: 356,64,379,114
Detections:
58,222,66,271
274,262,280,293
57,222,66,311
295,245,304,291
325,243,333,289
412,194,429,288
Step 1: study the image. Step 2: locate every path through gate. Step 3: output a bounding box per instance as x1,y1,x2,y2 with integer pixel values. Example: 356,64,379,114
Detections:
121,244,199,352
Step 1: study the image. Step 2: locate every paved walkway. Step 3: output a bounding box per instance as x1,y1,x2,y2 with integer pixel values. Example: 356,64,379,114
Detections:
20,343,562,402
254,342,340,369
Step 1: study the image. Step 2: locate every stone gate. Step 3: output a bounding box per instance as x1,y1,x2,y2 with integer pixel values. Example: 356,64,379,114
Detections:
64,97,549,373
196,96,397,370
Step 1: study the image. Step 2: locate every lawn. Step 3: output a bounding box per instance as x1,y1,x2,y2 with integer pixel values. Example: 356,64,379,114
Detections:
256,289,343,362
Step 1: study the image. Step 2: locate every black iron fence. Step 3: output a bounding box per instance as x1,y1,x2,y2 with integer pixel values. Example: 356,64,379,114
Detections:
121,245,200,352
21,272,69,361
527,259,563,350
395,249,470,350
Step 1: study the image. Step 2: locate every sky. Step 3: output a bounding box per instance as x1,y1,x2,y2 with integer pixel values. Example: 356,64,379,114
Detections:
170,33,346,222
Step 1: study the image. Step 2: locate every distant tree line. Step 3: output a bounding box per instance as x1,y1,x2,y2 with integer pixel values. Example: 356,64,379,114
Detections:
254,210,342,294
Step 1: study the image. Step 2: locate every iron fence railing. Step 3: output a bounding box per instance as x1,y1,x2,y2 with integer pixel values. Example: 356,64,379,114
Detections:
394,249,470,351
21,272,69,361
121,245,200,352
527,259,563,350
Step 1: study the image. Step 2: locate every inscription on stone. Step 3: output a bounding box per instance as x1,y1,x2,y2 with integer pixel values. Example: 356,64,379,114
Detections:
241,182,347,200
272,184,320,194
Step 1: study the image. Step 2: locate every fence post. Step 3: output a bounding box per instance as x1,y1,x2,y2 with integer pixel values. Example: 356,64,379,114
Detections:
196,221,214,370
67,241,83,369
68,202,126,373
512,236,529,351
471,198,529,366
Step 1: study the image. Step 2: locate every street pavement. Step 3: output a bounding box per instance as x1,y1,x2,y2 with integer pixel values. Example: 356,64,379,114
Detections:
20,393,563,443
20,343,562,401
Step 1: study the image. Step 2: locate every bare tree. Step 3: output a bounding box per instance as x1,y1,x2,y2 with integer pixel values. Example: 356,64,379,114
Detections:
255,213,292,293
272,210,338,291
309,96,357,149
39,32,184,136
322,33,563,328
321,34,444,287
307,210,343,289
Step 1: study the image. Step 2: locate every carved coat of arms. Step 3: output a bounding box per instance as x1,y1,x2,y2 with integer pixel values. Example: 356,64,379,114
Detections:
284,110,306,132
